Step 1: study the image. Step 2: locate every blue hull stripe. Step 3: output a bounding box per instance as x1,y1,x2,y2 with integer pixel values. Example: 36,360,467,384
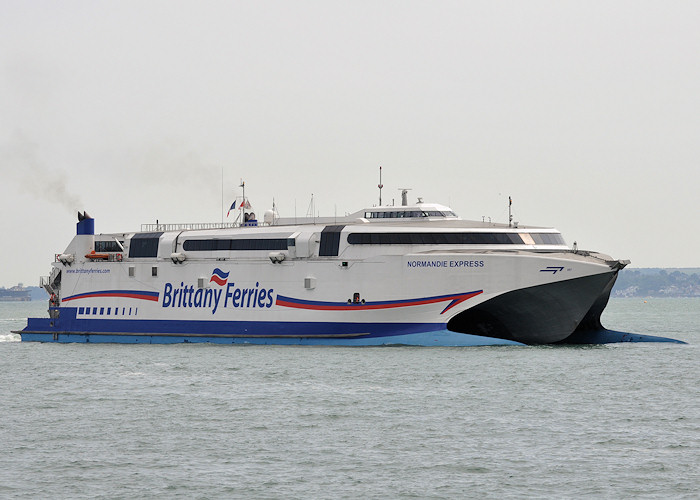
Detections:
18,307,522,346
18,330,523,346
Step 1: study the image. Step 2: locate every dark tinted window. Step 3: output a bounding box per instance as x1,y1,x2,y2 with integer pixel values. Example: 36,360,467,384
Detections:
183,239,289,251
319,225,345,257
364,210,428,219
347,232,565,245
128,233,161,258
95,240,124,252
129,238,159,257
531,233,566,245
347,232,527,245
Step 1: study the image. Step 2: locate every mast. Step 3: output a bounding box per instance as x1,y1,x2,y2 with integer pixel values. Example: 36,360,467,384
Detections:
238,179,246,225
509,196,513,228
221,167,224,225
378,166,384,206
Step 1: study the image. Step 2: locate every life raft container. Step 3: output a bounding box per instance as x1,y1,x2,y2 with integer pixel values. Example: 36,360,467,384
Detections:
85,250,110,260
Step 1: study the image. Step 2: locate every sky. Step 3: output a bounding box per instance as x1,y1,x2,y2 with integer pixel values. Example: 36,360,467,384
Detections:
1,0,699,287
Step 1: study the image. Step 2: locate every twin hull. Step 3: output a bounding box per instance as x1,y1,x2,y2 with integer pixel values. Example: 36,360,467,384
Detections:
21,251,619,346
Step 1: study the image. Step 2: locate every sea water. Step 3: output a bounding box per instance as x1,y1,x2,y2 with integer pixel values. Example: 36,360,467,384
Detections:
1,299,698,499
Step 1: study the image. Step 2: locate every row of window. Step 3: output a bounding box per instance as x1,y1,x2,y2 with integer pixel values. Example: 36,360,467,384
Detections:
364,210,457,219
346,232,566,245
78,306,138,316
95,240,124,253
183,238,290,252
127,231,564,257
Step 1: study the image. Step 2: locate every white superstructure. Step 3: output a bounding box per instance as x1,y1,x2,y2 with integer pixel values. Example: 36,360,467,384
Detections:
19,194,629,345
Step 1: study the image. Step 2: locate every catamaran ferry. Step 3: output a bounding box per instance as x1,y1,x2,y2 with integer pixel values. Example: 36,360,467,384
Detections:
17,185,651,346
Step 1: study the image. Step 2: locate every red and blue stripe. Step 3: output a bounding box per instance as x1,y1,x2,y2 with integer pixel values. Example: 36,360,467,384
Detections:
61,290,160,302
276,290,482,315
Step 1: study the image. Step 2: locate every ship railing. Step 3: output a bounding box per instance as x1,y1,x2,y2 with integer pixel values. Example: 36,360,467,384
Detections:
140,222,241,232
40,276,55,296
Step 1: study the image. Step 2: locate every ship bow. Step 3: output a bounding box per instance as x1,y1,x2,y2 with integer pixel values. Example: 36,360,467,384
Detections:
447,270,621,344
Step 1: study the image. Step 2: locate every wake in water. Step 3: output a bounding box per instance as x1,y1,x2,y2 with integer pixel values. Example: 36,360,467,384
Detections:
561,329,686,344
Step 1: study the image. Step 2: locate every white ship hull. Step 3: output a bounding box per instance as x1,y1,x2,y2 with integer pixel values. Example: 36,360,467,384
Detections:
18,199,655,345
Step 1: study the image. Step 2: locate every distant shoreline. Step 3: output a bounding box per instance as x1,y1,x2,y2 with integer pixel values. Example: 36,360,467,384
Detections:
613,268,700,298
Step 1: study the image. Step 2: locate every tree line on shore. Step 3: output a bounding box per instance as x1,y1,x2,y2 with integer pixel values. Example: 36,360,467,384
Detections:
613,269,700,297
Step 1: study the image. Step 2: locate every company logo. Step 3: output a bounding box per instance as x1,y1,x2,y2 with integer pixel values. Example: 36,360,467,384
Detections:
162,269,274,315
540,266,564,274
209,268,230,286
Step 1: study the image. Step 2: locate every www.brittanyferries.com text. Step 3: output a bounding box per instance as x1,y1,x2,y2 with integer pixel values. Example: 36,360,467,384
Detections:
66,269,111,274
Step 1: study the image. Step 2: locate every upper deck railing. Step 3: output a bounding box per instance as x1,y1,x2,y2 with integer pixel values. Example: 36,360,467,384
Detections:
140,222,241,232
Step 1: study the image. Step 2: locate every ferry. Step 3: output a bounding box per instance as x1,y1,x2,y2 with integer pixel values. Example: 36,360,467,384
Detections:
0,284,31,302
16,183,670,346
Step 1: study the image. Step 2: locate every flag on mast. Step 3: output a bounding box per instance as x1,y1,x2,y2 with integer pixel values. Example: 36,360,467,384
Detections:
226,201,236,217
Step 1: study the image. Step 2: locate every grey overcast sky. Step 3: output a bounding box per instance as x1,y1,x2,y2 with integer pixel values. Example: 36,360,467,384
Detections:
1,0,699,286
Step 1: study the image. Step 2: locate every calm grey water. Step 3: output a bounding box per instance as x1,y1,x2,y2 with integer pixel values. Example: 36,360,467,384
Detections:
1,299,698,499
